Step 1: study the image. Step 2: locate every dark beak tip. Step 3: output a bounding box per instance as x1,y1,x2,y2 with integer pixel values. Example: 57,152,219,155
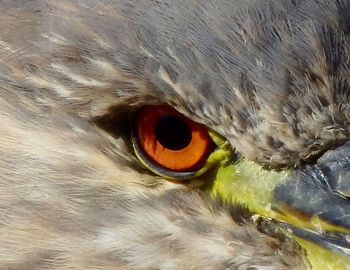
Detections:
271,142,350,257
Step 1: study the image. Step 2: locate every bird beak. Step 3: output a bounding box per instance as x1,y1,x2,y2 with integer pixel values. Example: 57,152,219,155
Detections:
271,142,350,268
210,142,350,269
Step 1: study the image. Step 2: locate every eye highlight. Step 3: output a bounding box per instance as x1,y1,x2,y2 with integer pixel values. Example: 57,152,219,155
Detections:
131,105,232,180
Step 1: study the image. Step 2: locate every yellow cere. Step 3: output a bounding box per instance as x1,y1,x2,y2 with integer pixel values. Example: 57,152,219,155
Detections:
209,157,350,270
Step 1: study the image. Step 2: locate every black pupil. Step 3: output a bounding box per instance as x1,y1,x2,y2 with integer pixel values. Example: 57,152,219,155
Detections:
155,115,192,150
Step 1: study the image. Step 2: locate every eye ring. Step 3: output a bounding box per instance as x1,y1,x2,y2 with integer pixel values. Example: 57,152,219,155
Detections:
131,105,233,180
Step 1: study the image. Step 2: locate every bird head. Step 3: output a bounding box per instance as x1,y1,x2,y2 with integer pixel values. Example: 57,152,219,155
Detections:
2,0,350,269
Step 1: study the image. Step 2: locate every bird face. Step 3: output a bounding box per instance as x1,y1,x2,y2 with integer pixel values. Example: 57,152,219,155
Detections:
1,0,350,269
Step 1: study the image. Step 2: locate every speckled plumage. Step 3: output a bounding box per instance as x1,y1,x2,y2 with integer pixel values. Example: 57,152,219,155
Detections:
1,0,350,269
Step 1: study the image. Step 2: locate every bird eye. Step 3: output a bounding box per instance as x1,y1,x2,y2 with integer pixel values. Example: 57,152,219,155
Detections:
131,105,232,180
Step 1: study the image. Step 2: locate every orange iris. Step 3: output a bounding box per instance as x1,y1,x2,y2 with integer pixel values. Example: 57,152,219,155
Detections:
136,105,213,172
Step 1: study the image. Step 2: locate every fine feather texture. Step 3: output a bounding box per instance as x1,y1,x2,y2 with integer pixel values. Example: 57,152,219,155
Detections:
0,86,306,269
1,0,349,269
2,0,350,168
